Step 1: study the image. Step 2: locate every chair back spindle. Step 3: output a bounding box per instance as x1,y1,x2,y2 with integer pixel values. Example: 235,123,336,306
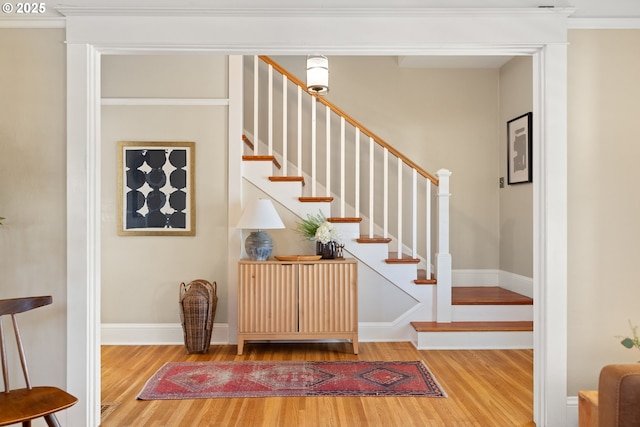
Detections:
0,320,9,393
0,296,51,393
11,314,32,389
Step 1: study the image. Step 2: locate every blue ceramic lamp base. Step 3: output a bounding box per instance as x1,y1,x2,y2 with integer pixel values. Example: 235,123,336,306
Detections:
245,230,273,261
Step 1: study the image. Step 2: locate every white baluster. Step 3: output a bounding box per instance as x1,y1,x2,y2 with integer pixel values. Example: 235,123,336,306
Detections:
412,168,417,259
397,157,402,258
268,64,273,155
383,148,389,239
311,99,317,196
340,118,345,217
369,137,374,238
426,181,432,279
326,105,331,198
297,86,302,176
355,131,360,218
253,56,259,155
282,74,288,175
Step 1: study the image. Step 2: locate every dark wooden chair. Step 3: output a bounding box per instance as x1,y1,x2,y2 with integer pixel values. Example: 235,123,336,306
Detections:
0,296,78,427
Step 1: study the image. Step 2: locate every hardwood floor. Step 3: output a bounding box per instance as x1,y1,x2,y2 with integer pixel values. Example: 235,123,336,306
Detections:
101,342,534,427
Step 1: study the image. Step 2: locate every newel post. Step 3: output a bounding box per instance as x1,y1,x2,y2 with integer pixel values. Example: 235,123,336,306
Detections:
436,169,452,323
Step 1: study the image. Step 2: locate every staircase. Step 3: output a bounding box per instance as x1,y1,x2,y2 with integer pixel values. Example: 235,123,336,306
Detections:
241,55,532,350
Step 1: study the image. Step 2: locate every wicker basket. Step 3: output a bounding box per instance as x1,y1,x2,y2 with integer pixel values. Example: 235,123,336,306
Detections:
179,279,217,354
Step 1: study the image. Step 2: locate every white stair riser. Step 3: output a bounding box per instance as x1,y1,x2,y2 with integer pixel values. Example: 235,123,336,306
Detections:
412,330,533,350
452,305,533,322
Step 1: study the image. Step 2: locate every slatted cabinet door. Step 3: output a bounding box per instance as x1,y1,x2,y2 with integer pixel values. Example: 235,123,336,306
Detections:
298,262,357,335
238,262,298,353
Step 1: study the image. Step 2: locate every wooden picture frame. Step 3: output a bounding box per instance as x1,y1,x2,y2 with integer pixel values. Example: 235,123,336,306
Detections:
507,112,533,185
117,141,195,236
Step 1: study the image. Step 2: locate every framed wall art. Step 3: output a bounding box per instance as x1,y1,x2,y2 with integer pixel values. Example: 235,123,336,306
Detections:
507,112,533,185
118,141,195,236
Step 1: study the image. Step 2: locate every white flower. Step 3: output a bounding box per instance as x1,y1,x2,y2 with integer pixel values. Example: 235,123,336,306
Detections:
315,221,342,244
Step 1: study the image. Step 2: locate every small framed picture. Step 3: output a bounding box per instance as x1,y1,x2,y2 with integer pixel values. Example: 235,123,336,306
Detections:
507,112,533,185
117,141,195,236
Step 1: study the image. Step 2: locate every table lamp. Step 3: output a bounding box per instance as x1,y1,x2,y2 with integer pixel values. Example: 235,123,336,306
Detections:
236,198,285,260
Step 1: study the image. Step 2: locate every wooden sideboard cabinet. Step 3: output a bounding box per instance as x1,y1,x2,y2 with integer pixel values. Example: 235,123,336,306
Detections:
237,258,358,355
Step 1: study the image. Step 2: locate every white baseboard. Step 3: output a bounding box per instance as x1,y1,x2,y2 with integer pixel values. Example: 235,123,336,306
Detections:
566,396,579,427
452,269,499,286
102,322,414,345
452,269,533,299
499,270,533,298
101,323,229,345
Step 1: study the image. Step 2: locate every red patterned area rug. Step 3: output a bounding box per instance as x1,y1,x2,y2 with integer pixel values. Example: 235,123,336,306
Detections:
137,360,446,400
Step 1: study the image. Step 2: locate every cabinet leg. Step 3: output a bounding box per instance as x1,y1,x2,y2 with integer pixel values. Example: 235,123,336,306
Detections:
352,339,359,355
237,339,244,355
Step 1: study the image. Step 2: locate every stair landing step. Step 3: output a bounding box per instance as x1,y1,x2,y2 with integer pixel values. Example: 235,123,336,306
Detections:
411,321,533,333
452,286,533,306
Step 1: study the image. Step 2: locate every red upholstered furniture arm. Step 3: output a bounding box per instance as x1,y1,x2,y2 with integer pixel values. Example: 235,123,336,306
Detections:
598,364,640,427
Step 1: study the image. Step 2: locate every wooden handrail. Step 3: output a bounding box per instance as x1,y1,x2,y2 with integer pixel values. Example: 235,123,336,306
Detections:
259,55,439,186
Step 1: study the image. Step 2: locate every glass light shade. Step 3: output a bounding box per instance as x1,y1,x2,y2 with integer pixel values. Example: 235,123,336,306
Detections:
236,199,285,260
306,55,329,95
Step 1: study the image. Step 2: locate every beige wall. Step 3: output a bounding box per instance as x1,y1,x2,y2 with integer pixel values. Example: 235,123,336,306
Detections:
100,55,230,323
567,29,640,394
271,56,502,270
499,57,533,278
0,29,67,388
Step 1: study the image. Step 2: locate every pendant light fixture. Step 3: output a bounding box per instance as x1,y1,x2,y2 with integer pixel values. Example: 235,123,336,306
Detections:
306,55,329,95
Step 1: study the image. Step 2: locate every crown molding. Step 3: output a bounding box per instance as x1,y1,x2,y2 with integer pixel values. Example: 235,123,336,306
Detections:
568,17,640,29
55,5,575,18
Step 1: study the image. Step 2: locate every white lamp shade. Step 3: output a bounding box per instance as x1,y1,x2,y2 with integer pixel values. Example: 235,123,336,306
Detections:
236,199,285,230
306,55,329,94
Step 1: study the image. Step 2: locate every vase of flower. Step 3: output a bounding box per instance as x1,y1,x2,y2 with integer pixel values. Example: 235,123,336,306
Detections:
296,211,343,259
316,241,337,259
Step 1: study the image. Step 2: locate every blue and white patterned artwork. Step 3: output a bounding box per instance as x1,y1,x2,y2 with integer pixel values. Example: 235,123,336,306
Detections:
119,142,195,235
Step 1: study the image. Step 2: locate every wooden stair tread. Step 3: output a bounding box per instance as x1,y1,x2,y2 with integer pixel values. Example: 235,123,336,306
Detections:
357,235,392,244
243,155,275,162
299,197,334,202
328,217,362,223
385,252,420,264
452,287,533,306
411,321,533,332
269,176,305,186
415,269,436,285
242,153,282,170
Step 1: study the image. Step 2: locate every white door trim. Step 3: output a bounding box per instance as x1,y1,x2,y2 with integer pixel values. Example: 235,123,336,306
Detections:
64,7,569,426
